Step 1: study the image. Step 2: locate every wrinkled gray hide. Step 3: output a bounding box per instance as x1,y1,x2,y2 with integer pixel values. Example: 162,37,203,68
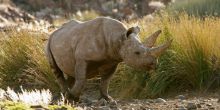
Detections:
45,17,172,102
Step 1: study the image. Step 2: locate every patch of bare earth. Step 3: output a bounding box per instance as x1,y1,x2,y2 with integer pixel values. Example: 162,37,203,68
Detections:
74,80,220,110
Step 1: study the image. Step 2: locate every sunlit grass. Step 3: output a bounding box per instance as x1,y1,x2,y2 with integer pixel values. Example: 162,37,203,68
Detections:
0,29,58,91
146,13,220,96
0,87,75,110
0,11,220,100
110,12,220,98
4,87,52,105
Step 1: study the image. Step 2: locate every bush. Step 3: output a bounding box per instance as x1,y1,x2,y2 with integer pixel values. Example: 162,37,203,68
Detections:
110,13,220,98
0,30,59,91
168,0,220,17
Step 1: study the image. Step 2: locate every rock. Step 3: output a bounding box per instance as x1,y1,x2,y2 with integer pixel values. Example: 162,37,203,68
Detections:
155,98,166,103
140,106,148,110
95,98,108,106
209,107,215,110
145,101,150,105
176,95,186,100
109,100,117,106
175,105,187,110
186,102,197,110
199,102,206,105
74,107,84,110
80,97,93,106
0,4,35,24
148,99,154,103
109,100,118,108
174,108,187,110
196,103,202,108
206,103,212,107
96,106,111,110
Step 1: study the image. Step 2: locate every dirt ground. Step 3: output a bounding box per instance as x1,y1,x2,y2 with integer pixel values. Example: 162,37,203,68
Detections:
74,80,220,110
77,94,220,110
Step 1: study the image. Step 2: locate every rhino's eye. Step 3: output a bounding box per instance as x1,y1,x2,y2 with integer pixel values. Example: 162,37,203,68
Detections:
134,51,140,55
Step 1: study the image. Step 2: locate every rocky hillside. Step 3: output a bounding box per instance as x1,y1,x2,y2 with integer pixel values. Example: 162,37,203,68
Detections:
0,4,34,27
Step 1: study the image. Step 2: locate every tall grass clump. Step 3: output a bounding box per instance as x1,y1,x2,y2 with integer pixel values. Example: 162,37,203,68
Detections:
111,13,220,98
110,64,149,99
0,30,58,91
168,0,220,17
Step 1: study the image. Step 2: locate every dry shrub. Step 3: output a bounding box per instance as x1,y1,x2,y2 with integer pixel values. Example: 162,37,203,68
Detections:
0,29,58,91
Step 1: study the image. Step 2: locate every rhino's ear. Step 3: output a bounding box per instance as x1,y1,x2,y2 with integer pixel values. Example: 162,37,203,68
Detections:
126,26,140,38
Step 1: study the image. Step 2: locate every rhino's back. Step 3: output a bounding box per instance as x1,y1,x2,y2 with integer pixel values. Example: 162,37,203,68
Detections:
49,17,127,76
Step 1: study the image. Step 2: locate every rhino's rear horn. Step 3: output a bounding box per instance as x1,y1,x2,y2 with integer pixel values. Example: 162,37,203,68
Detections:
144,30,161,48
150,39,173,57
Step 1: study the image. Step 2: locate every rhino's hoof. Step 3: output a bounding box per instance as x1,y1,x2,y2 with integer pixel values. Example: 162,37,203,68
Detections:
95,98,108,106
103,95,115,103
50,93,63,104
109,100,117,106
64,92,79,104
80,97,93,106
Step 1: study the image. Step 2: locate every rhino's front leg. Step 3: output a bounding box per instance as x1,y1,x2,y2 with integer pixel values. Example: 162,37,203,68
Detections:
100,65,117,102
69,60,87,101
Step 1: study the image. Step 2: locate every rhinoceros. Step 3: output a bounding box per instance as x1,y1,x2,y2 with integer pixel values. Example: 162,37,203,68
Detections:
46,17,172,102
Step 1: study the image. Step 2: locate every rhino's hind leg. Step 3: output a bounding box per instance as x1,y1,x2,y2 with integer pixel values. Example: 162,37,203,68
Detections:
49,65,70,104
66,76,75,89
69,60,87,102
51,66,68,94
100,65,117,102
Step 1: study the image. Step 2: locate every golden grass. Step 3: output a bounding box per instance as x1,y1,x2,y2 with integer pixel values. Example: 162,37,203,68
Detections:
0,12,220,100
0,29,58,91
110,12,220,98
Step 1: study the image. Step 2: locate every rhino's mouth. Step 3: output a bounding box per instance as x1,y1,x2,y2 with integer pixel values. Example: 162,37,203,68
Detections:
130,64,156,71
143,64,156,71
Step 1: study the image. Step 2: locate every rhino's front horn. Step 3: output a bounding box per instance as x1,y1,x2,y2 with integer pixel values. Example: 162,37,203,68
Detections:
144,30,162,48
150,39,173,57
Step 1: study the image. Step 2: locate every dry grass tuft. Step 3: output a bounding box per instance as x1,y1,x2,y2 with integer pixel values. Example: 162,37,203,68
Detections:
0,29,58,91
110,12,220,98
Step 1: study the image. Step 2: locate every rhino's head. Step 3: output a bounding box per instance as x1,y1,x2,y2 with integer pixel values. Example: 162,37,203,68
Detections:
120,26,172,70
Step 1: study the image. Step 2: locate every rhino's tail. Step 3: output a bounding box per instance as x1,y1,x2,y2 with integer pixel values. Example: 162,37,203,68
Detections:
45,35,64,79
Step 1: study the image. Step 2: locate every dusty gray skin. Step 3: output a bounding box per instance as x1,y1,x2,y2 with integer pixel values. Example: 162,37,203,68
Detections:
45,17,172,102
